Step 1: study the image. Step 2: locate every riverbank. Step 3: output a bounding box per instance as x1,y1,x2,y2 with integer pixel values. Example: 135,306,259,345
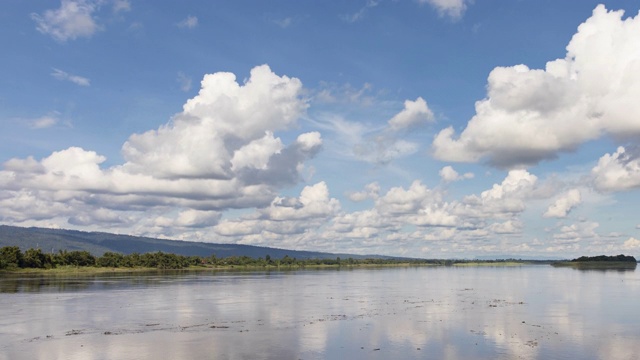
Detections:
0,262,445,275
0,261,544,275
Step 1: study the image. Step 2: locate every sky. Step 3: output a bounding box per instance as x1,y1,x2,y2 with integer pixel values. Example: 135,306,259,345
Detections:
2,0,640,259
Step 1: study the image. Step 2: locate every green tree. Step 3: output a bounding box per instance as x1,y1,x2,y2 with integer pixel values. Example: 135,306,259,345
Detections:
97,252,124,267
0,246,24,269
281,255,294,265
23,248,48,268
55,250,96,267
122,253,142,267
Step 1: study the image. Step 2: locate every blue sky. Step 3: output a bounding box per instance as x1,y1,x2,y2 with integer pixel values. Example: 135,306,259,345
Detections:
2,0,640,258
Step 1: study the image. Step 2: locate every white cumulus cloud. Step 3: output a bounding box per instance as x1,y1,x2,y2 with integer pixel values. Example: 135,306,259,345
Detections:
544,189,582,218
459,170,538,219
262,182,340,221
439,165,474,183
591,146,640,192
388,97,434,131
213,181,340,241
489,220,522,234
432,5,640,168
623,237,640,249
347,182,380,202
0,65,319,233
121,64,309,180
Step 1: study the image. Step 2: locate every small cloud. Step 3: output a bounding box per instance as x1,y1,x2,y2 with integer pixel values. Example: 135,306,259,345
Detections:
177,15,198,29
340,0,380,23
51,68,90,86
347,182,380,202
489,220,522,234
313,82,374,105
128,22,143,31
591,147,640,192
543,189,581,218
112,0,131,13
623,237,640,249
388,97,434,131
353,136,419,165
29,115,59,129
265,14,306,29
439,165,474,183
31,0,101,42
417,0,469,20
177,72,192,92
126,21,144,36
273,17,293,28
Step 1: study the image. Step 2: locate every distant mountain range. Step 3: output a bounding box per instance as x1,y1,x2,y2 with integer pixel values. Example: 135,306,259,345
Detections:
0,225,384,260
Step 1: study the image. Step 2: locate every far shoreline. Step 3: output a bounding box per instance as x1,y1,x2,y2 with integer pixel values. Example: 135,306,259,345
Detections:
0,261,549,275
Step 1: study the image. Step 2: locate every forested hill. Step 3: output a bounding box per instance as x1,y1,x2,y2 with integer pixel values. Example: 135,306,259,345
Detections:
0,225,369,260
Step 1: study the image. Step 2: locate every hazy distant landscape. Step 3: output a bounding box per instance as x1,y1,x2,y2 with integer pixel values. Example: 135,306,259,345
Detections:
0,225,389,260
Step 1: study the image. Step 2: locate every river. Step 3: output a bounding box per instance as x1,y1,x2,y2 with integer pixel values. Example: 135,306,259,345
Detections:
1,265,638,360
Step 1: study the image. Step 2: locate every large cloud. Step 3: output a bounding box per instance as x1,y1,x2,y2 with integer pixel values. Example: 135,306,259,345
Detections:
122,65,308,180
432,5,640,168
0,65,319,232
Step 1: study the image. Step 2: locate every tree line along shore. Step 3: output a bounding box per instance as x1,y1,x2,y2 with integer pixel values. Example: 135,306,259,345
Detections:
0,246,635,272
551,254,637,269
0,246,543,272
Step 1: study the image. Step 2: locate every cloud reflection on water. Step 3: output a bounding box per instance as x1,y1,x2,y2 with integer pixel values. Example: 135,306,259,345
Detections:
1,266,639,360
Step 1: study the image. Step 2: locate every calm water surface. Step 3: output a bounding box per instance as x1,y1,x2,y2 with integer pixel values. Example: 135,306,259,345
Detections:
1,265,639,360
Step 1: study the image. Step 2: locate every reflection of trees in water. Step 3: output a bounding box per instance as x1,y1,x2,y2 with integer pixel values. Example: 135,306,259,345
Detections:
571,265,637,272
0,273,158,293
1,275,95,293
0,270,225,293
